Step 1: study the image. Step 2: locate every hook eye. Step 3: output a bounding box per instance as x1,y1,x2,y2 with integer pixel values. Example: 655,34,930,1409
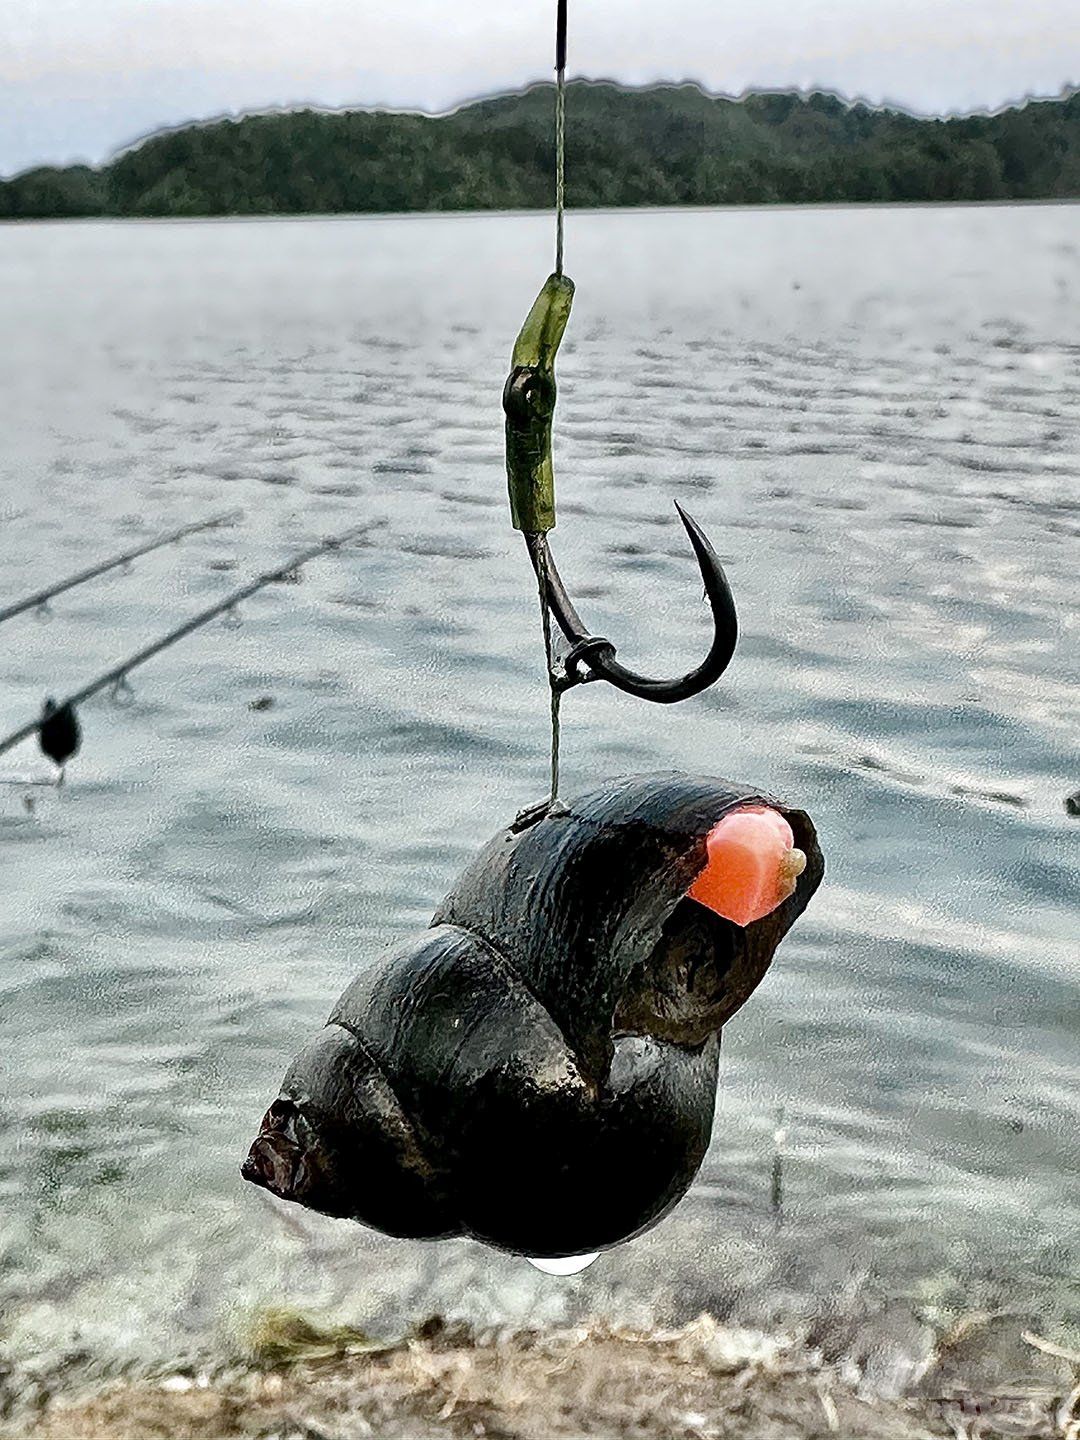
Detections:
222,605,243,630
34,600,52,623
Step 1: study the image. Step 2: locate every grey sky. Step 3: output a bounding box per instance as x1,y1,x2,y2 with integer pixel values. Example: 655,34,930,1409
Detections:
3,0,1078,177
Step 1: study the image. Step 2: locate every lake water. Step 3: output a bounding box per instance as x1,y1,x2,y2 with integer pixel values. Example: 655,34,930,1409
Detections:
0,204,1077,1394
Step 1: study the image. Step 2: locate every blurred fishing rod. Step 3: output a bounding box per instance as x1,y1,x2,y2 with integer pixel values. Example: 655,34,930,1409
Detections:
0,521,378,776
0,510,242,628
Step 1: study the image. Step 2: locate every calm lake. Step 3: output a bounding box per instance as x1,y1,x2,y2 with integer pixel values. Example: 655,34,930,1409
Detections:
0,204,1077,1387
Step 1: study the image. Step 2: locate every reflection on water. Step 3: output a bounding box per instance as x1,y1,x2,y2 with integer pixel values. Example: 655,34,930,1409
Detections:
0,204,1077,1383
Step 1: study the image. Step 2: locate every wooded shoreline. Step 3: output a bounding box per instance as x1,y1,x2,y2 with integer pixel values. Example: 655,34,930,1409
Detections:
3,80,1078,220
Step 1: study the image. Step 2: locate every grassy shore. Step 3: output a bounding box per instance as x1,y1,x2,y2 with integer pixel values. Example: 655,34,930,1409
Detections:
7,1312,1076,1440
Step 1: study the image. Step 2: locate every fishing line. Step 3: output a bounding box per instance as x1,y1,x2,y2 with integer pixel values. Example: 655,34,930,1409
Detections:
542,0,568,803
555,0,567,277
535,549,562,806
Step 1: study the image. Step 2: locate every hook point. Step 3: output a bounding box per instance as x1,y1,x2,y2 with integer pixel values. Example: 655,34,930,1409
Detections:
672,500,709,553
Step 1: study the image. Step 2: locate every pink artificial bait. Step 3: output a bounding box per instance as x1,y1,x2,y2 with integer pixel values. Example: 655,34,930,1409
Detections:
688,806,808,927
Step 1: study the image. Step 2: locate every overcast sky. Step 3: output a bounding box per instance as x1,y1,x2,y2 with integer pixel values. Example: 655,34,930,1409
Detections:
3,0,1078,177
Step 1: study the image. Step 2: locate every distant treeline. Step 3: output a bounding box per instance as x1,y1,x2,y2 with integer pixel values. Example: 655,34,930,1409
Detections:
3,81,1079,220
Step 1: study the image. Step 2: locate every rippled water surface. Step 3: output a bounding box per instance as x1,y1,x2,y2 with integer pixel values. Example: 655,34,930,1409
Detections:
1,205,1077,1382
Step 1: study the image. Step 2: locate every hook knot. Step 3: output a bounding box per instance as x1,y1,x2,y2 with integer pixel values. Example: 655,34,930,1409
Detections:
556,634,615,690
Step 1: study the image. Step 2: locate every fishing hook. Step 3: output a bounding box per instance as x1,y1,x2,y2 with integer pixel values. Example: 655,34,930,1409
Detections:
503,273,738,705
524,506,737,704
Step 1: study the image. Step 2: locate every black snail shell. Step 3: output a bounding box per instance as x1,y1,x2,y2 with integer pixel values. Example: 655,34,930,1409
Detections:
243,772,823,1258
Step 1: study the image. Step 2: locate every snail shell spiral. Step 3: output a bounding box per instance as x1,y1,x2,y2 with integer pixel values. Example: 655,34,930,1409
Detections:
243,772,823,1257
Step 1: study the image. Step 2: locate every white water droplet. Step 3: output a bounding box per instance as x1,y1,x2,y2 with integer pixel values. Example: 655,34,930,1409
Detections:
525,1252,600,1276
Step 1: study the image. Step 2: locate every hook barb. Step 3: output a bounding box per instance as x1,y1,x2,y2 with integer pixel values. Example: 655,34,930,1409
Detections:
526,503,737,704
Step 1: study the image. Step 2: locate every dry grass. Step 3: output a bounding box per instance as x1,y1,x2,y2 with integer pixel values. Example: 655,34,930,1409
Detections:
7,1312,1076,1440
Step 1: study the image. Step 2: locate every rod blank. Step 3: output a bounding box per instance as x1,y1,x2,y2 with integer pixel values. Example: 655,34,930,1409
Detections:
0,510,242,628
0,522,377,761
